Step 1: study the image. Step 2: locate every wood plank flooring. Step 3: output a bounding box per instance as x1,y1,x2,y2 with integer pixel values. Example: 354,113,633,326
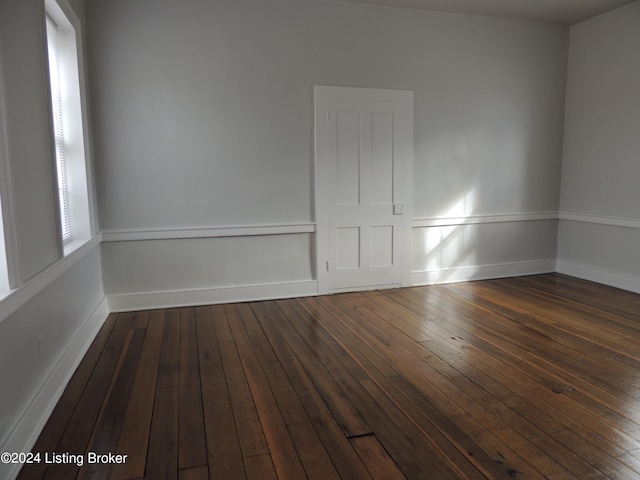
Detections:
17,274,640,479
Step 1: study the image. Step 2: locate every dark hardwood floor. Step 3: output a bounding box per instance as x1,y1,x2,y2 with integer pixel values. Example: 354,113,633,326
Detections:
17,274,640,479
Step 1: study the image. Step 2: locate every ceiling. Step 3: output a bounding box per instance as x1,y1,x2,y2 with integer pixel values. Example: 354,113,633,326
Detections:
321,0,637,24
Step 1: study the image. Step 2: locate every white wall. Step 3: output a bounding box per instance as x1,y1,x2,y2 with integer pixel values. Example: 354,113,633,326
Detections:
86,0,568,307
0,0,61,280
557,1,640,292
0,2,107,477
102,232,315,310
0,246,107,480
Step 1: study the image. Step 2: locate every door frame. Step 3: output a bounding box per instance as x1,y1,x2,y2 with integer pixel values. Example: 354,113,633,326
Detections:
314,85,414,295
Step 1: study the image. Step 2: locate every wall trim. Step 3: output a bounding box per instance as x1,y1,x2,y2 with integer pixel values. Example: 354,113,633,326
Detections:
556,260,640,295
0,296,109,480
107,280,319,312
411,259,556,286
0,234,102,325
559,212,640,229
0,35,21,292
412,211,558,228
101,223,316,243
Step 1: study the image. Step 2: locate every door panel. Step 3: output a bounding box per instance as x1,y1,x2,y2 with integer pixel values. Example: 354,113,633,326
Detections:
315,86,413,294
336,111,360,205
336,227,360,269
371,113,394,205
371,226,394,267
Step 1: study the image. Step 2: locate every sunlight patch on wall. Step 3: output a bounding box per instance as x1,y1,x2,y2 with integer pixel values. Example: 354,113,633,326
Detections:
415,190,477,283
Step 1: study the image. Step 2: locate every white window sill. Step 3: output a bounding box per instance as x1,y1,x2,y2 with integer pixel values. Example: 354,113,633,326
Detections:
0,234,102,325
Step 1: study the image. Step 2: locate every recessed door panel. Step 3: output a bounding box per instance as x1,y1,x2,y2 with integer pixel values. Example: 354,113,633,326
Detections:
371,226,394,267
371,113,394,205
336,227,360,269
336,111,360,205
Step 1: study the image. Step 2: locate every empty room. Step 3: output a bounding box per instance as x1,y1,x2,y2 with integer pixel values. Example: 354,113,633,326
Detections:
1,0,639,478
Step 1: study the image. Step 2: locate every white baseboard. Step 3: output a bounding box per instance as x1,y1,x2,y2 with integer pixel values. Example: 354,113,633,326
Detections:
556,260,640,294
0,296,110,480
411,259,556,286
107,280,319,312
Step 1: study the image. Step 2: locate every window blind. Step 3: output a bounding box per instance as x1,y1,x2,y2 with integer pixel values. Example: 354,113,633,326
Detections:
46,15,71,242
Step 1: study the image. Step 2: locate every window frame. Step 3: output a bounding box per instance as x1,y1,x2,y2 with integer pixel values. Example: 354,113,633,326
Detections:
44,0,97,255
0,36,19,292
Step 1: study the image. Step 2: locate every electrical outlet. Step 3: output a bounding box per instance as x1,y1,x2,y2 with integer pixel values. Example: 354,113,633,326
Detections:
37,335,45,362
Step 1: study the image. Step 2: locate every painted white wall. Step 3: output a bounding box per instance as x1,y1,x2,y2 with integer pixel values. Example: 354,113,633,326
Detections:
558,220,640,292
0,0,61,280
0,246,107,480
557,1,640,291
101,234,313,294
0,1,107,477
87,0,568,228
413,219,558,283
86,0,568,299
560,1,640,217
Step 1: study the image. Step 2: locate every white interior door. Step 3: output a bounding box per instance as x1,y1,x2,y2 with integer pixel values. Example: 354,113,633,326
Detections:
315,86,413,294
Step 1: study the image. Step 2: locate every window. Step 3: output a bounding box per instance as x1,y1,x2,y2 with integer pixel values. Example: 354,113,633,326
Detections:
44,0,91,251
0,38,16,292
0,126,11,292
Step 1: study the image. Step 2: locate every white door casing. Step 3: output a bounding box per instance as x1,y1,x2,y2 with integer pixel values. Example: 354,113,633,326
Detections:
314,86,413,294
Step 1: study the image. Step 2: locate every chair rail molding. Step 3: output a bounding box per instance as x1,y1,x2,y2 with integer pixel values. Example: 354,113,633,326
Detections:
412,211,559,228
101,223,316,242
